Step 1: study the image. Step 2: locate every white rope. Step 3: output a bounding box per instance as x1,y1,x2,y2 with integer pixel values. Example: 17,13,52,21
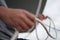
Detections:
35,17,55,39
11,0,43,40
11,29,19,40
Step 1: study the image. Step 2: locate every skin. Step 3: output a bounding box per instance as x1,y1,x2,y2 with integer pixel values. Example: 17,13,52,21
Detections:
0,6,47,32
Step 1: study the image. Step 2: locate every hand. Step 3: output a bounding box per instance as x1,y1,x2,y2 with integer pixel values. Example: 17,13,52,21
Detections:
0,7,35,32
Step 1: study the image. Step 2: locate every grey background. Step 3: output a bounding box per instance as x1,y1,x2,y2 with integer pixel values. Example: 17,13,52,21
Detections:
5,0,46,14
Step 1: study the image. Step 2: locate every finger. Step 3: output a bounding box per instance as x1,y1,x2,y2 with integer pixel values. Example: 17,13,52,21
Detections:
10,17,25,32
15,18,30,31
38,15,44,20
15,26,25,32
20,15,34,28
38,14,47,20
3,18,16,28
23,10,36,21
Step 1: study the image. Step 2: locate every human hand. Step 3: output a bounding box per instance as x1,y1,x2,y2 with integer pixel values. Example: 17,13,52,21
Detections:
0,7,35,32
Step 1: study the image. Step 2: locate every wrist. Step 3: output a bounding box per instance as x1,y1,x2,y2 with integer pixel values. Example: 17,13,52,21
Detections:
0,6,10,18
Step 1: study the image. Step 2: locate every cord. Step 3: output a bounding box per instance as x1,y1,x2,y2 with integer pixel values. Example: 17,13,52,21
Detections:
35,17,55,39
11,28,19,40
35,16,58,40
35,0,42,40
45,17,51,40
45,16,57,40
